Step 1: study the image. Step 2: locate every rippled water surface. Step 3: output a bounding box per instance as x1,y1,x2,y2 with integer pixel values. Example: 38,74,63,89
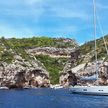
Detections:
0,88,108,108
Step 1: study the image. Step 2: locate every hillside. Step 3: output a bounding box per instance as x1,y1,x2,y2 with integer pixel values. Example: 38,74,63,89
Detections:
65,35,108,69
5,36,78,49
60,35,108,87
80,35,108,62
0,36,78,85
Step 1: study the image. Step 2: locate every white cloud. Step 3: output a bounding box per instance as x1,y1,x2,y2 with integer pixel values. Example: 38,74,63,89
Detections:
0,0,45,24
52,7,89,20
0,0,90,38
40,0,91,21
0,0,107,42
25,0,44,5
0,0,91,21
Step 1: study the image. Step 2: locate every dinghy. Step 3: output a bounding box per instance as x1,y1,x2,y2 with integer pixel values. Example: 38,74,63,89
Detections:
0,87,8,90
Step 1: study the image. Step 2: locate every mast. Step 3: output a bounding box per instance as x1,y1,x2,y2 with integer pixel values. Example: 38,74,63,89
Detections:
93,0,98,79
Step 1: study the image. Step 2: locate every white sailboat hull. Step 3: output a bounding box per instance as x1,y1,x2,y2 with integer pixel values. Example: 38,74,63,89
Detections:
70,86,108,95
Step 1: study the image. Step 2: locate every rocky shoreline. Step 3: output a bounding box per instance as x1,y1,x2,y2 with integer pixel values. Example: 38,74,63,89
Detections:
1,53,108,89
59,60,108,87
1,37,108,89
0,55,50,89
0,37,79,89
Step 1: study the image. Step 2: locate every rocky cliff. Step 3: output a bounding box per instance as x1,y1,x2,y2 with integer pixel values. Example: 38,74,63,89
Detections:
0,36,78,87
60,35,108,87
27,47,75,58
60,57,108,87
0,55,50,89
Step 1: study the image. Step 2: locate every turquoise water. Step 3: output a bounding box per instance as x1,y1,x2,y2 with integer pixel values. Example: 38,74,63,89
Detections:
0,88,108,108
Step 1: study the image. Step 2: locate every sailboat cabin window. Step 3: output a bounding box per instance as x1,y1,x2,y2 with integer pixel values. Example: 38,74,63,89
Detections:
83,89,87,91
98,90,103,91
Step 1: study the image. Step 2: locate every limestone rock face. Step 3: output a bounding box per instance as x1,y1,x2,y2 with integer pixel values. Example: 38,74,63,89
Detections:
59,49,80,87
61,60,108,86
27,47,76,58
59,70,77,87
63,49,81,72
26,38,78,58
0,55,50,88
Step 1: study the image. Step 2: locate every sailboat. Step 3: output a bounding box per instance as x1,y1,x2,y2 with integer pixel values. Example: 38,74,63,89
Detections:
70,0,108,95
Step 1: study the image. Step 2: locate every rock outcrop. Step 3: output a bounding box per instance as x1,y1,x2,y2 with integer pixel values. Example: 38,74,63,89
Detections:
61,60,108,87
59,70,77,87
0,55,50,89
0,37,79,86
59,49,80,87
60,47,108,87
27,47,76,58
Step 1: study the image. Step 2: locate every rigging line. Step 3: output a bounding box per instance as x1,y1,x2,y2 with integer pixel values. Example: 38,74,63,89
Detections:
96,16,108,55
93,0,98,78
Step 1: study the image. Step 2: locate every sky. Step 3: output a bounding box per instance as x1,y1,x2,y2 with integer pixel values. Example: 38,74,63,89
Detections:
0,0,108,44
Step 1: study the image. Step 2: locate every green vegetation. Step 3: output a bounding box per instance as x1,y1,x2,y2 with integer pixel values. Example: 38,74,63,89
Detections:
0,36,76,84
0,50,14,63
0,36,77,63
4,36,78,49
1,34,108,83
0,37,34,63
80,35,108,61
35,55,68,84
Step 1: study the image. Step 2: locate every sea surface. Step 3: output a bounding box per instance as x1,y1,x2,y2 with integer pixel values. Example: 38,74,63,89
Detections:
0,88,108,108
